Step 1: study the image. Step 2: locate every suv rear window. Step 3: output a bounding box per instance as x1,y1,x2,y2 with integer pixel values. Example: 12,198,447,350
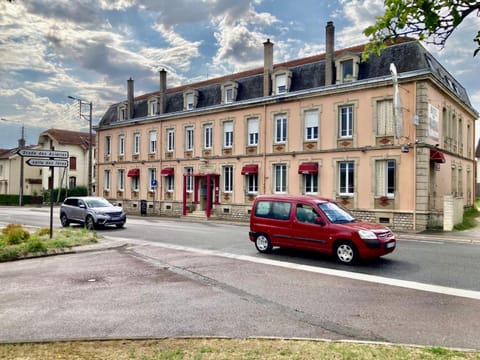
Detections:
64,198,78,206
254,200,291,220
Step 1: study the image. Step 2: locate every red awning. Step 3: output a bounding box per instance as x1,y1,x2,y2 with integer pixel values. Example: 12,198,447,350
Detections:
241,164,258,175
430,149,446,163
298,162,318,174
127,168,140,177
160,167,174,176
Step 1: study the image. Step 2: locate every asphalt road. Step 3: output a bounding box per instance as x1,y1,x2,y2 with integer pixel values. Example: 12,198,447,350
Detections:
1,206,480,349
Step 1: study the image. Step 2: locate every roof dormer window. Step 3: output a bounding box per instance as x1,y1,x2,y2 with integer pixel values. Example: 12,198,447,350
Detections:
117,104,127,121
183,89,198,110
221,81,238,104
148,97,158,116
272,68,292,95
335,54,360,83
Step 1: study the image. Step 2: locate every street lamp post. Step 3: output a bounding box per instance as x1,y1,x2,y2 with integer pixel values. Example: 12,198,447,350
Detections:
68,96,93,196
1,118,24,206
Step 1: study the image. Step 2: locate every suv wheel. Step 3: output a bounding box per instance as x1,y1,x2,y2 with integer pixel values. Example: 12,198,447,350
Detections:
60,213,70,227
85,216,96,230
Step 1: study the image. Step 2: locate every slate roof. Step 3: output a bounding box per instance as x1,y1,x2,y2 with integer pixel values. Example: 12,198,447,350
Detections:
38,129,96,151
99,38,474,127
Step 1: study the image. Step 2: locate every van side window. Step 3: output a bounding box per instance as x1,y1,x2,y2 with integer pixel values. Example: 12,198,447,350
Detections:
255,200,291,220
296,204,317,223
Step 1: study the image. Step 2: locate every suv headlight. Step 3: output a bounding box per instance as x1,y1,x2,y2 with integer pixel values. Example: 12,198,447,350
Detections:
358,230,377,240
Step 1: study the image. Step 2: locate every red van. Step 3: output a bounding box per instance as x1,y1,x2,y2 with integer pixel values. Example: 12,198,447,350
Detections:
249,194,396,264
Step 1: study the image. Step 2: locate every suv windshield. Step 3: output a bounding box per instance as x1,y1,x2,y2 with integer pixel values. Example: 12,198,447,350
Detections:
318,202,356,224
85,198,113,208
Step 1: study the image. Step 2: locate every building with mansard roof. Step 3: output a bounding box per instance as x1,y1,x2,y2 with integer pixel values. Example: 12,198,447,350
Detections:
96,22,478,231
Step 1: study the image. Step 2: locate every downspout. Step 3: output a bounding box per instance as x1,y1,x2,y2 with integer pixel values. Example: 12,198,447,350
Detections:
413,83,417,230
263,103,267,193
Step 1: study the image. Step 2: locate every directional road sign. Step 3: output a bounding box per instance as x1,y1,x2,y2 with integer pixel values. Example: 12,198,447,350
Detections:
17,149,69,159
26,158,69,167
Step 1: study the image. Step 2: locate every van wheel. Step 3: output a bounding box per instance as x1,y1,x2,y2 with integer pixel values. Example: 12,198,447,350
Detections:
335,241,358,264
255,234,272,253
85,216,95,231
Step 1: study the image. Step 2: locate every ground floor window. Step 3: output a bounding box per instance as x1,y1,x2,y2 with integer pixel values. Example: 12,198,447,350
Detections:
165,175,174,192
338,161,354,195
223,166,233,192
246,174,258,194
274,164,287,193
303,174,317,194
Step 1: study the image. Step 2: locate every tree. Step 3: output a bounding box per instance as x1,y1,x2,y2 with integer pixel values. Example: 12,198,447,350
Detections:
363,0,480,58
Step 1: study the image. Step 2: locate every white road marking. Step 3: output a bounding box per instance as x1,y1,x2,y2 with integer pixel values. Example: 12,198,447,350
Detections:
113,237,480,301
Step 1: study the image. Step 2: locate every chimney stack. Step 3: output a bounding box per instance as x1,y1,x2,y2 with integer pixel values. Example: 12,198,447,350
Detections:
159,69,167,114
325,21,335,86
127,77,134,119
263,39,273,96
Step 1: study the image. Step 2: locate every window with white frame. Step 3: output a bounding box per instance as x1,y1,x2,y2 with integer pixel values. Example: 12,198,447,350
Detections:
376,99,394,136
375,160,395,197
132,176,140,192
225,86,233,103
223,165,233,192
148,99,158,116
275,74,286,94
117,169,125,192
118,105,127,120
105,136,111,156
338,161,354,195
247,117,259,146
223,121,233,148
103,169,111,191
304,110,318,141
246,174,258,194
339,105,353,138
148,168,157,191
275,114,287,143
274,164,287,193
185,126,194,151
304,174,318,194
167,128,175,152
165,175,174,192
185,92,195,110
118,135,125,156
204,124,213,149
149,130,157,154
185,167,193,193
133,132,141,154
341,59,353,81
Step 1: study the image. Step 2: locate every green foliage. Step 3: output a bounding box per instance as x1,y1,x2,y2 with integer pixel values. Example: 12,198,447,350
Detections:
35,227,51,237
24,238,47,253
453,205,479,230
43,186,88,204
2,224,30,245
0,195,43,205
363,0,480,59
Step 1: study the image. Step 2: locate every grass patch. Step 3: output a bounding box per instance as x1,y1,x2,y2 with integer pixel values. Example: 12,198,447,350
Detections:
454,204,480,231
0,224,98,262
0,339,478,360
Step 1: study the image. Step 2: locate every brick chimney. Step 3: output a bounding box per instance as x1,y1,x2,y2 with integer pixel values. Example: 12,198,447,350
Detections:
325,21,334,86
263,39,273,96
159,69,167,114
127,77,134,119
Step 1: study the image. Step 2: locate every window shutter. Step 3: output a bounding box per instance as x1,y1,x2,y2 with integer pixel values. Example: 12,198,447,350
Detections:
375,160,386,196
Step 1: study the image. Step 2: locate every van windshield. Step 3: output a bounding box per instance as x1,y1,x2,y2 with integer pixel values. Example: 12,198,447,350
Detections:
318,202,356,224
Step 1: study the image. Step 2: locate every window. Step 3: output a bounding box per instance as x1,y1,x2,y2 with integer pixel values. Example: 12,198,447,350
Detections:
204,124,213,149
185,167,193,193
338,162,354,195
304,110,318,141
69,176,76,188
186,93,194,109
132,175,139,192
276,74,286,94
133,133,141,154
118,135,125,156
246,174,258,194
149,131,157,154
117,169,125,191
118,105,127,120
341,59,353,81
275,115,287,143
185,126,194,151
184,90,198,110
148,99,158,116
105,136,111,155
223,165,233,192
221,81,238,104
254,200,291,221
247,118,259,146
167,128,175,152
223,121,233,148
335,55,359,83
148,168,157,191
69,156,77,170
165,175,174,192
104,169,111,191
304,174,318,194
376,99,394,136
225,86,233,103
375,160,395,197
339,105,353,138
274,164,287,193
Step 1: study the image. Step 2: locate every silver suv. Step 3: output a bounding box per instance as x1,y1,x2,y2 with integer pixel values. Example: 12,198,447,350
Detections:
60,196,126,230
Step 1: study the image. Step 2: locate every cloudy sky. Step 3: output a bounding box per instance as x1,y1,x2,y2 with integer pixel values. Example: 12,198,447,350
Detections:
1,0,479,149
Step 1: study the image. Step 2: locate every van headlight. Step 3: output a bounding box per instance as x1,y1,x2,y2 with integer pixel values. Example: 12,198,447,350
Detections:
358,230,377,239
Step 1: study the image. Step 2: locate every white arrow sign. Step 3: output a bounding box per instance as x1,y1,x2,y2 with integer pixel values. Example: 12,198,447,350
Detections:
26,159,69,167
17,149,69,159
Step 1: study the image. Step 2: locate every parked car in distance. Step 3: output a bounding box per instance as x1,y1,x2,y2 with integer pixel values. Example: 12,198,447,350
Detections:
249,194,396,264
60,196,126,230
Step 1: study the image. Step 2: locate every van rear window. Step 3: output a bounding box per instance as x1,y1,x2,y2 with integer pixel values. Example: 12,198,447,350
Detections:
255,200,291,220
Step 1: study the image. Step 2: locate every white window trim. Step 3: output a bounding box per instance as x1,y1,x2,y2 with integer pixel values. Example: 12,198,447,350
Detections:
247,117,259,146
149,130,157,154
223,121,233,148
133,133,141,155
166,128,175,152
274,114,287,144
335,54,360,84
185,126,194,151
271,68,292,95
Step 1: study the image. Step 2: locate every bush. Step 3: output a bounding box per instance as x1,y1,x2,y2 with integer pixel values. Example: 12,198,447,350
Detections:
2,224,30,245
35,227,51,237
24,238,47,253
